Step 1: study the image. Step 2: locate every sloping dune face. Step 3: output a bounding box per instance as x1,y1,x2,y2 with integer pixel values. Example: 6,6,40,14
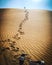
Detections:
0,9,52,65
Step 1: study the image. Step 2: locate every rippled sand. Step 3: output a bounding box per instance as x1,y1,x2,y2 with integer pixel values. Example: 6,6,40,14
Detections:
0,9,52,65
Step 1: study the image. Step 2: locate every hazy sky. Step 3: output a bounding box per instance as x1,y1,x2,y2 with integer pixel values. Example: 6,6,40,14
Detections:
0,0,52,11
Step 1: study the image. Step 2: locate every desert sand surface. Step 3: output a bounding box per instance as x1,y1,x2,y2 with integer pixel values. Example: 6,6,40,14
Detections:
0,9,52,65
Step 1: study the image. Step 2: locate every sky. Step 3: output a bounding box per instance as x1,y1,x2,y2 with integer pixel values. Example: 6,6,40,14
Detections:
0,0,52,11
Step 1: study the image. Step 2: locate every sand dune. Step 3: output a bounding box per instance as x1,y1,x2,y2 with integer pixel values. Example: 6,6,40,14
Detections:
0,9,52,65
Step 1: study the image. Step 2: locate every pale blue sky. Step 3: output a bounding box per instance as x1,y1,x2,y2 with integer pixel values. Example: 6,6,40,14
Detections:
0,0,52,11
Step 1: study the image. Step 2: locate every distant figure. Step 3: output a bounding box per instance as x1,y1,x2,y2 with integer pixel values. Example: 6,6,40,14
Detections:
24,7,26,9
19,54,26,65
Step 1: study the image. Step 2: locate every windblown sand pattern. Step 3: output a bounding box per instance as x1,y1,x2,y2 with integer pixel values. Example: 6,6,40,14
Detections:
0,9,52,65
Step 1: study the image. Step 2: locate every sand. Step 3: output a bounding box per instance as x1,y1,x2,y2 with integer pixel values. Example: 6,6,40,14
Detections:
0,9,52,65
